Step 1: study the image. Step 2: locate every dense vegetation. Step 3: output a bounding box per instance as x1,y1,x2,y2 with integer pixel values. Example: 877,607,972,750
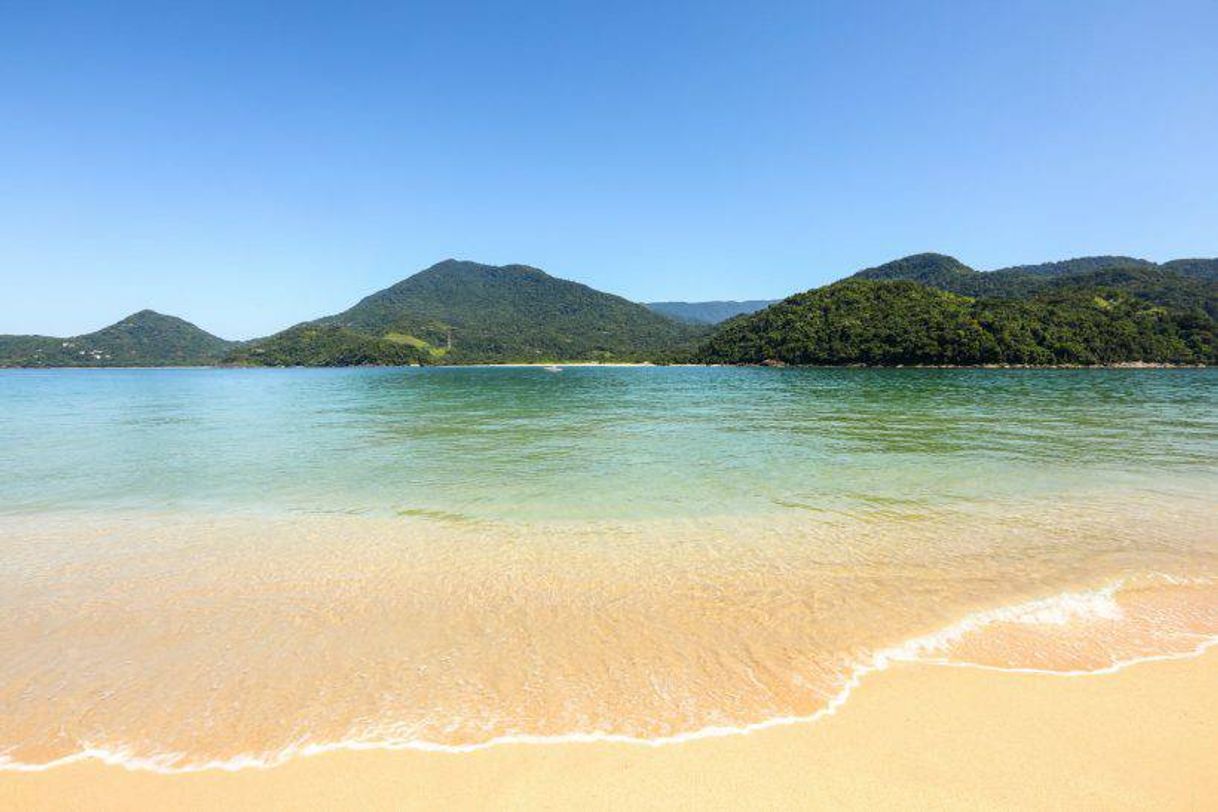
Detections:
305,259,705,363
1042,268,1218,319
5,254,1216,368
698,279,1216,366
645,299,777,324
1161,258,1218,280
850,253,1218,299
224,325,430,366
0,310,233,367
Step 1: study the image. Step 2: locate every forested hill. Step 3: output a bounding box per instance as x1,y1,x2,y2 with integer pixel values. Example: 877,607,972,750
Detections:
0,310,234,367
849,253,1218,298
698,278,1217,367
1041,267,1218,319
6,254,1216,368
645,300,777,324
224,324,431,367
269,259,706,364
1161,258,1218,280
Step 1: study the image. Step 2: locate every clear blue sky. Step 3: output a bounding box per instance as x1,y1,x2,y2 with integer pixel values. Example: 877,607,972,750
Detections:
3,0,1216,339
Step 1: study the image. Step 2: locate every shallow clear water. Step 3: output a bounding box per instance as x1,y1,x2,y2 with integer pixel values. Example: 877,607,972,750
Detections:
3,366,1216,520
1,367,1216,770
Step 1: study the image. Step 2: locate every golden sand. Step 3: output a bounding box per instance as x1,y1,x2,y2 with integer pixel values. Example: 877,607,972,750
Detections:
4,649,1217,810
3,501,1217,769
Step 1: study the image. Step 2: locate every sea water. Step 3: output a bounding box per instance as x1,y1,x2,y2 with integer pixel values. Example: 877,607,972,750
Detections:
1,367,1215,769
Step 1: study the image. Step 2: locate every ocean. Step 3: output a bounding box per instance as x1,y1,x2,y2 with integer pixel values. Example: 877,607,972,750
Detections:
1,366,1216,770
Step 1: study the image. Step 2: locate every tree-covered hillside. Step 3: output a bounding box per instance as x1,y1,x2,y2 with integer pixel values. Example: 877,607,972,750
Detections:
224,325,430,367
5,254,1214,368
698,279,1215,366
0,310,234,367
994,255,1154,277
305,259,705,362
851,253,980,287
849,253,1218,299
1042,268,1218,319
1161,258,1218,280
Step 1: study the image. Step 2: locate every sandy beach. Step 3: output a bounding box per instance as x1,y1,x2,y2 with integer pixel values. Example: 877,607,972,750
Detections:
6,0,1218,805
4,649,1216,810
3,370,1215,810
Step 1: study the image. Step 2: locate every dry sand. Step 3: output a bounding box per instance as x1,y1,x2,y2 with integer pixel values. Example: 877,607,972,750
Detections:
4,650,1217,811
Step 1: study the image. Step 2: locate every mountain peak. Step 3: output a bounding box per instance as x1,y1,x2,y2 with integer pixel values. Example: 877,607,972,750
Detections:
904,252,966,264
422,258,477,272
120,309,175,324
0,310,232,367
415,259,550,280
309,259,702,362
853,253,975,282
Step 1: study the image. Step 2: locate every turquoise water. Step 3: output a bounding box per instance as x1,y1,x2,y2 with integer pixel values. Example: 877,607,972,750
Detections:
2,366,1216,520
2,366,1218,768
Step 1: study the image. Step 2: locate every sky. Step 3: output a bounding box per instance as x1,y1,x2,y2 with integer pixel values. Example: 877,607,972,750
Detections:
2,0,1216,339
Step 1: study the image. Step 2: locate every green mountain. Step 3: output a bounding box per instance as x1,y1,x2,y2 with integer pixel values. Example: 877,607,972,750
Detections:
645,300,777,324
698,278,1216,366
701,251,1218,366
255,259,704,364
993,255,1154,276
7,253,1215,369
1042,267,1218,319
1161,258,1218,280
849,252,1217,299
851,253,979,286
0,310,234,367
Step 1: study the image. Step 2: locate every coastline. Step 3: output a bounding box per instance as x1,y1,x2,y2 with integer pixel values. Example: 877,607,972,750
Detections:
2,494,1216,780
1,361,1210,370
4,649,1217,810
2,369,1215,809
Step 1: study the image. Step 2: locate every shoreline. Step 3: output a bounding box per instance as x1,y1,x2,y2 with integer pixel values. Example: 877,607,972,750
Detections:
4,649,1217,809
2,501,1216,780
0,361,1211,370
2,548,1215,777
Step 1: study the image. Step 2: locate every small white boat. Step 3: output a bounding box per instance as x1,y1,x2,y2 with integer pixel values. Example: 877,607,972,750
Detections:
543,364,563,373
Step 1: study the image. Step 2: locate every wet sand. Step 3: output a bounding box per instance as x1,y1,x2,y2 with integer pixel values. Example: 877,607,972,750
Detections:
3,505,1216,769
4,649,1217,810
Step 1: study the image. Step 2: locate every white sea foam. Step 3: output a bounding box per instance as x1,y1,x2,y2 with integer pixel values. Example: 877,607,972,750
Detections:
3,576,1214,775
